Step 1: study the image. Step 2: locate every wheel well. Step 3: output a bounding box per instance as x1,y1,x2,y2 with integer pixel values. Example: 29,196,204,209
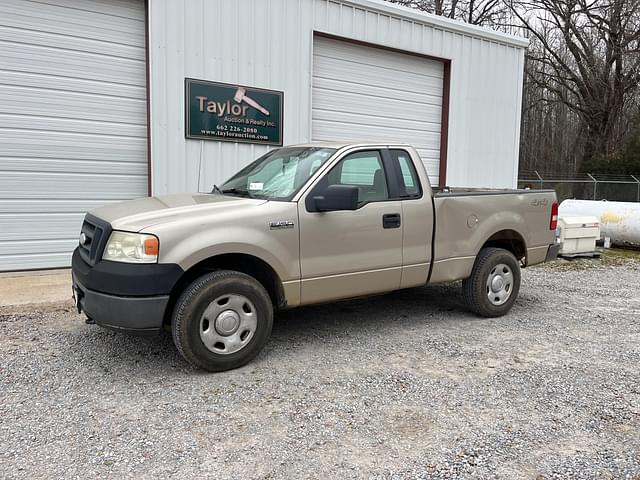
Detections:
481,230,527,265
162,253,286,328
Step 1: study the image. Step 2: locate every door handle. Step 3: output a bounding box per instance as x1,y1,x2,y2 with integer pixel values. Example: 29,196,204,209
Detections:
382,213,401,229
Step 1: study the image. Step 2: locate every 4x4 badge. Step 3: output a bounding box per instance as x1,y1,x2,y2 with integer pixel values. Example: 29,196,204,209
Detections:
530,199,549,207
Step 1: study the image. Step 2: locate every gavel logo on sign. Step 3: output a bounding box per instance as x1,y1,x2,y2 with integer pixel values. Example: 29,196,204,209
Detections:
234,87,270,116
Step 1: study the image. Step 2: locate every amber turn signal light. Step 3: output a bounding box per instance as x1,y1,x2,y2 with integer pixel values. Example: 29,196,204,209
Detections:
144,237,159,256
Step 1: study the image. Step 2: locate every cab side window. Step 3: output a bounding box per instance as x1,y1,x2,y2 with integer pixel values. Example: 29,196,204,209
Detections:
390,149,421,198
326,150,389,204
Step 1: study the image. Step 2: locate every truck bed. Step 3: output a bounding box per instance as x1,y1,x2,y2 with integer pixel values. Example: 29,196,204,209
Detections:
433,187,556,197
428,187,557,284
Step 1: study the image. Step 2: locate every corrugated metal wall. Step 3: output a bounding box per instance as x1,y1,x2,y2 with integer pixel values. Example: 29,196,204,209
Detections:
0,0,147,271
149,0,527,194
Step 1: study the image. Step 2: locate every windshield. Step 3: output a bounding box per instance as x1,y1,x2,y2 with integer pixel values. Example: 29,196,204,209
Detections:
219,147,336,200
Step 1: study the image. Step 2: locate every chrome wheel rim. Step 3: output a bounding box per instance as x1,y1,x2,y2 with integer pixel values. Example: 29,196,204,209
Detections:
199,294,257,355
486,263,513,306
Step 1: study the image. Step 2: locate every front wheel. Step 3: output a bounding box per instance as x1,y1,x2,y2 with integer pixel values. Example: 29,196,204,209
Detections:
172,270,273,372
462,247,521,317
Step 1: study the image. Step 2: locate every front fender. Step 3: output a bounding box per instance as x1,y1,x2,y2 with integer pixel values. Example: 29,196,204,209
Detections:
147,202,300,283
178,240,296,282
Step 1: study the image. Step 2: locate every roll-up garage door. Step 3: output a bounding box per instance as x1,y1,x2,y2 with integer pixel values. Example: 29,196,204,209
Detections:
311,34,444,186
0,0,148,271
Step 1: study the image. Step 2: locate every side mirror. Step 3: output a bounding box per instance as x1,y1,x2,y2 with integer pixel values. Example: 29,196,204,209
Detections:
309,185,359,212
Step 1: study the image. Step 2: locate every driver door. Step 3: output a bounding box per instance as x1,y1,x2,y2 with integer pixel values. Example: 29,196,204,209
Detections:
298,149,403,304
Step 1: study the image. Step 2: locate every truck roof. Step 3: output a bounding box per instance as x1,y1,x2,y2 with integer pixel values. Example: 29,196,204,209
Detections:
287,142,413,149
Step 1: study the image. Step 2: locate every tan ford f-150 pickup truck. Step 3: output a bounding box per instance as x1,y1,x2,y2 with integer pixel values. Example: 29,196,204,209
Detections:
72,143,559,371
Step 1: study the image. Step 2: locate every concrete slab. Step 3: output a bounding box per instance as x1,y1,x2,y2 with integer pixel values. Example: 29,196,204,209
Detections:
0,269,72,306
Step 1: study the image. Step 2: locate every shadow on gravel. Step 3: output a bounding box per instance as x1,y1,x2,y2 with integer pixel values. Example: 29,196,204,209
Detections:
59,282,470,374
271,282,468,337
74,327,191,370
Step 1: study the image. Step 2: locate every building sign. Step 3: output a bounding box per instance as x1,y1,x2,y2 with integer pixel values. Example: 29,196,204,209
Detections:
185,78,283,146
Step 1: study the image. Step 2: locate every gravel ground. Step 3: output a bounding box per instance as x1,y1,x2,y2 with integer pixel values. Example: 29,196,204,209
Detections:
1,256,639,479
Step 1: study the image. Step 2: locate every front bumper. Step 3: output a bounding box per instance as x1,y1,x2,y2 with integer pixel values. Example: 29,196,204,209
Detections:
545,243,561,262
71,247,183,335
73,277,169,335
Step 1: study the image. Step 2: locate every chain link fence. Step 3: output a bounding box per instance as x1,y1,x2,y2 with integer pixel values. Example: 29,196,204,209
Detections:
518,171,640,203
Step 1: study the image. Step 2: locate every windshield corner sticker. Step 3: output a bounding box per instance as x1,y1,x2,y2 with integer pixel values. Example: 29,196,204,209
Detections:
185,78,283,146
249,182,264,191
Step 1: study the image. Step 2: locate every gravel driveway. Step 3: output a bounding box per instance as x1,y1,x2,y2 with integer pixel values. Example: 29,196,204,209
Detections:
1,257,639,479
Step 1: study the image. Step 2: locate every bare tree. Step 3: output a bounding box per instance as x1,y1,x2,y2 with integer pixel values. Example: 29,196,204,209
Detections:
385,0,509,26
385,0,640,175
507,0,640,170
520,33,587,173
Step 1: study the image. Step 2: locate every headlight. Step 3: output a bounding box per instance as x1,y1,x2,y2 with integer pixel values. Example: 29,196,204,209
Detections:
103,231,159,263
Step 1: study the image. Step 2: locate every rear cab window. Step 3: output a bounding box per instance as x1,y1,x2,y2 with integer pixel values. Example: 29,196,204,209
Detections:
389,149,421,198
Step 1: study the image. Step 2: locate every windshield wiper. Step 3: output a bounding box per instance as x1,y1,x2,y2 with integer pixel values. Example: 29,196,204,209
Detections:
211,184,223,195
221,187,252,198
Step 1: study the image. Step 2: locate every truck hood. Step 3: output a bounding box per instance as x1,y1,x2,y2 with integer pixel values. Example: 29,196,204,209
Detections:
90,193,267,232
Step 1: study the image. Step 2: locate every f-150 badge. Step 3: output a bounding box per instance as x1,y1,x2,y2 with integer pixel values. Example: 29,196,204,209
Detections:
270,220,295,230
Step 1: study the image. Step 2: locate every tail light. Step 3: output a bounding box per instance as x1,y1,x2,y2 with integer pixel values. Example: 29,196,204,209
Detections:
550,202,558,230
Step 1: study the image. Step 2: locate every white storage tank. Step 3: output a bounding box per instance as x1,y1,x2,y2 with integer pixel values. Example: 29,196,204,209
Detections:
559,200,640,248
557,216,600,255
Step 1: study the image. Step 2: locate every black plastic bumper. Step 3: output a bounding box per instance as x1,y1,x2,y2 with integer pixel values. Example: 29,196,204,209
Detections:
73,277,168,335
546,243,561,262
71,247,184,335
72,248,183,297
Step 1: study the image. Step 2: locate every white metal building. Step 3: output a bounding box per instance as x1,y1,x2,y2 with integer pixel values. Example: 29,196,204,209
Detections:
0,0,528,271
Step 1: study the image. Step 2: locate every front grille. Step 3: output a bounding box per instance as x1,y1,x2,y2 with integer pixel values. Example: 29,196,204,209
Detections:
78,221,95,263
78,214,111,265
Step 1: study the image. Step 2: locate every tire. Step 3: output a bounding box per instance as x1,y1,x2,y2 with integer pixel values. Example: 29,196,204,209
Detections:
171,270,273,372
462,247,521,318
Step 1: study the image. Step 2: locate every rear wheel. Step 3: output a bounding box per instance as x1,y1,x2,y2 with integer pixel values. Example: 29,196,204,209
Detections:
462,247,521,317
172,270,273,372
